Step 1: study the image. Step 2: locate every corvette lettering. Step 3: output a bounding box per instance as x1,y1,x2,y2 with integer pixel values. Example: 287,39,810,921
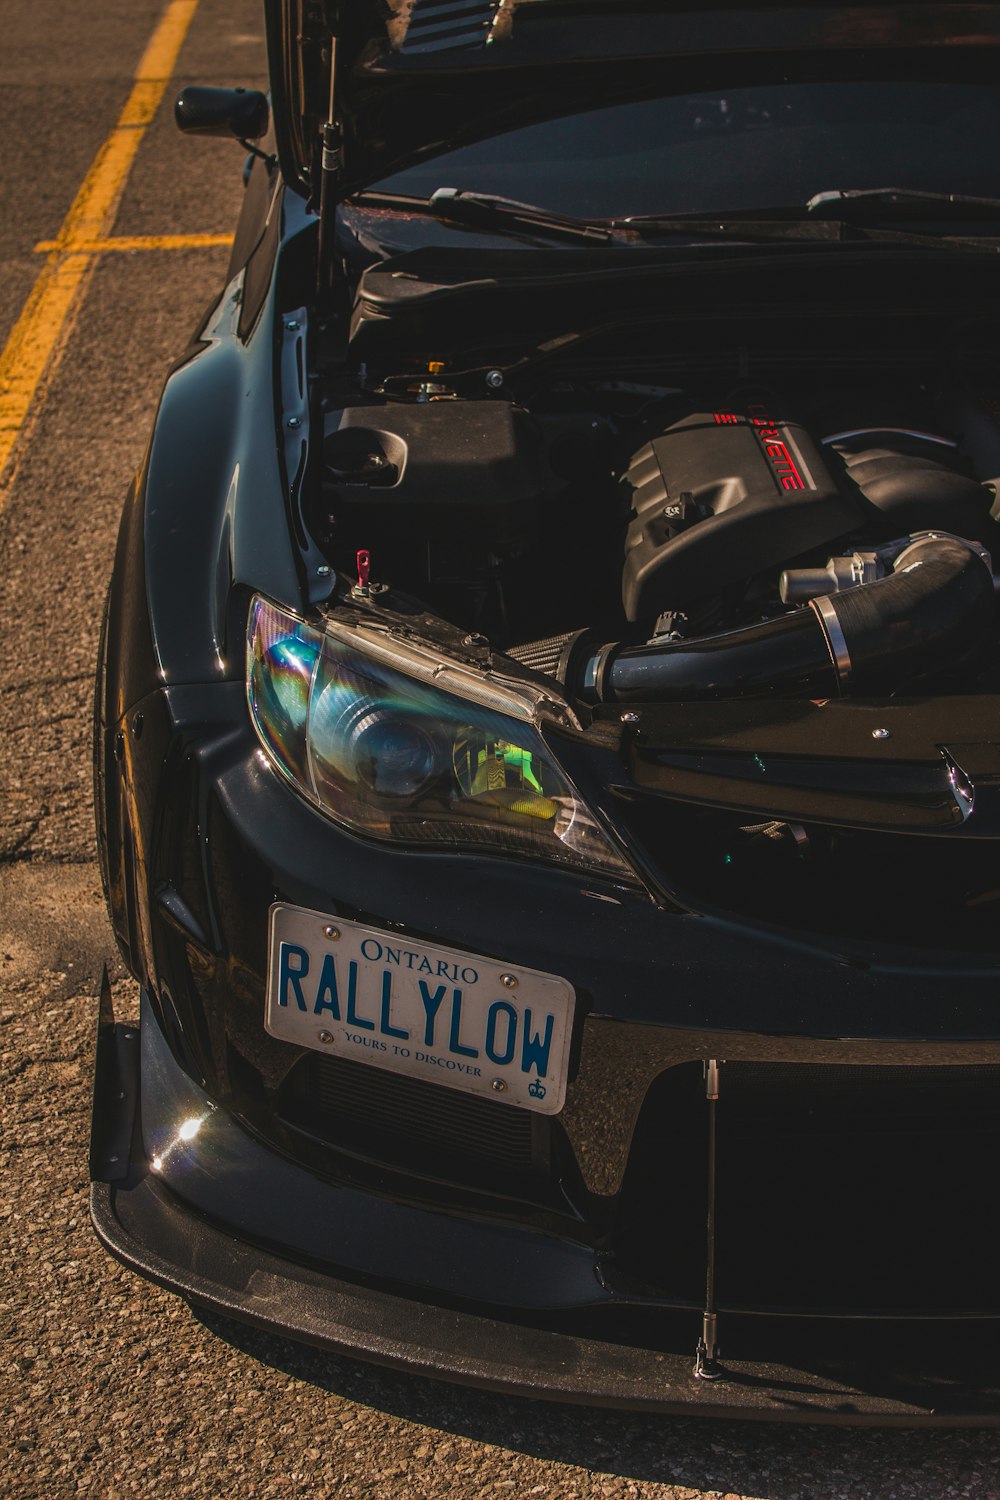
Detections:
713,407,808,491
747,403,807,491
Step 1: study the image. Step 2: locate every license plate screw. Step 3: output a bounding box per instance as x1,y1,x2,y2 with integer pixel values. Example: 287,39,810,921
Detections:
318,1030,335,1044
492,1078,507,1093
324,925,340,940
500,973,518,989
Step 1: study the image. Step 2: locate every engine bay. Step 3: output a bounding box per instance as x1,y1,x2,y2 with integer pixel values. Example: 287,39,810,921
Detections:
310,362,1000,704
260,251,1000,949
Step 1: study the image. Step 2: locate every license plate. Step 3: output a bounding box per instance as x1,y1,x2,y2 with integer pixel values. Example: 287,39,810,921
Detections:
265,904,575,1115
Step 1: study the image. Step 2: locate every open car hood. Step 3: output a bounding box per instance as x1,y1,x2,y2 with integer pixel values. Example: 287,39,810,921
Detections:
264,0,1000,203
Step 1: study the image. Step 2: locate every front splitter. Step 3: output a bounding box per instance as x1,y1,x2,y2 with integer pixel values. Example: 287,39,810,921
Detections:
91,1172,1000,1425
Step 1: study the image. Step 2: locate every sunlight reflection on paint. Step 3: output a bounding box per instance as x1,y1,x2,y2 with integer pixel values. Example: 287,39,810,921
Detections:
149,1112,209,1173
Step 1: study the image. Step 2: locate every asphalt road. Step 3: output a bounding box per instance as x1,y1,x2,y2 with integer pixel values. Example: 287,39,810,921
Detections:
2,2,1000,1495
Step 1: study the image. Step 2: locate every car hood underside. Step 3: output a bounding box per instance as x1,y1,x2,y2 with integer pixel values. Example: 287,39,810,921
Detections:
265,0,1000,200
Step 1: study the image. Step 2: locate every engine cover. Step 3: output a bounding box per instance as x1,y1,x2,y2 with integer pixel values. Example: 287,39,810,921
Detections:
621,400,860,621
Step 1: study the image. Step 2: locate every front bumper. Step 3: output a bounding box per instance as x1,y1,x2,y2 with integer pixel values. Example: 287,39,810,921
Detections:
90,984,1000,1423
94,679,1000,1420
91,1171,1000,1425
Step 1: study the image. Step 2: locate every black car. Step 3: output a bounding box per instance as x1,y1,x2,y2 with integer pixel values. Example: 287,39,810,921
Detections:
92,0,1000,1422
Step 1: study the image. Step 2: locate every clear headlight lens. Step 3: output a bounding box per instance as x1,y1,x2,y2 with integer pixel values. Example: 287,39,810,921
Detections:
247,596,633,880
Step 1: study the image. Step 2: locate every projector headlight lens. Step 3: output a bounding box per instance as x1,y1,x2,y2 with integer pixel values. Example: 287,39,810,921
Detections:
247,596,634,880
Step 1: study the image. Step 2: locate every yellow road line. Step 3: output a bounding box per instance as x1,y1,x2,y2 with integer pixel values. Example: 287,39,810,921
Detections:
34,234,235,254
0,0,200,497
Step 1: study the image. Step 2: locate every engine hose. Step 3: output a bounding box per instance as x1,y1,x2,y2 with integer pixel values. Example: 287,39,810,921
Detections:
571,534,994,703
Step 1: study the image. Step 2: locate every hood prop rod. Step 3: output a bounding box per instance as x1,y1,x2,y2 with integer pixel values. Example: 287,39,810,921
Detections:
316,33,342,293
694,1059,724,1381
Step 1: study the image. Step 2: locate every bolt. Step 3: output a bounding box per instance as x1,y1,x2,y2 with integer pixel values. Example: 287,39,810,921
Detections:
491,1078,507,1093
108,1156,119,1164
286,415,302,429
131,712,143,738
485,369,504,389
285,319,300,331
872,727,891,740
318,1030,334,1045
463,632,488,647
620,712,640,724
324,925,340,940
317,565,331,576
500,973,518,989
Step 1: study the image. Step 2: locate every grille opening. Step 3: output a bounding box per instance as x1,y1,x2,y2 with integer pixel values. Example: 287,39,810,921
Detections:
616,791,1000,955
277,1051,548,1189
615,1061,1000,1314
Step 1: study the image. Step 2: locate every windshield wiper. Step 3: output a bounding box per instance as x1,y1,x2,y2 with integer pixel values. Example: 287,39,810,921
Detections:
620,210,852,242
350,187,1000,252
806,187,1000,218
349,187,614,244
618,200,1000,251
358,191,844,245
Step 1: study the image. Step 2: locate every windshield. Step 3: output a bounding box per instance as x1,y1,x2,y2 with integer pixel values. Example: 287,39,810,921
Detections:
370,81,1000,220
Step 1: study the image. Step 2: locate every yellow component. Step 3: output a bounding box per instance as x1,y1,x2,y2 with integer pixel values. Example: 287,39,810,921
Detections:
507,794,558,821
427,360,446,375
487,760,506,791
475,789,559,821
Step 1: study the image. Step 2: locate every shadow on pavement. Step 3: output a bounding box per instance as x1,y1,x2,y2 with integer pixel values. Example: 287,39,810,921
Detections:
193,1308,997,1499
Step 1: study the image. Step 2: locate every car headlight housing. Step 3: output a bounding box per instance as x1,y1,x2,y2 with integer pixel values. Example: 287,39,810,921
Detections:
247,595,634,880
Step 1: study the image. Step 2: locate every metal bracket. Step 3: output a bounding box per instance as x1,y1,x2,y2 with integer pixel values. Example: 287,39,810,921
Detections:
279,308,331,603
89,966,141,1184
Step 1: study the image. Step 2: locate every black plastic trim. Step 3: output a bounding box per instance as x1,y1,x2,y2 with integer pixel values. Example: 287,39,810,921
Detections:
89,994,1000,1423
88,1174,1000,1424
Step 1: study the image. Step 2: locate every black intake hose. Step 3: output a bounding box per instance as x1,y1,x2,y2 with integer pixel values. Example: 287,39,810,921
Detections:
568,534,994,703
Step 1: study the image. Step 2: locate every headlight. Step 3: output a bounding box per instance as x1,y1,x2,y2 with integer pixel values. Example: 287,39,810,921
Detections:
247,596,634,880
